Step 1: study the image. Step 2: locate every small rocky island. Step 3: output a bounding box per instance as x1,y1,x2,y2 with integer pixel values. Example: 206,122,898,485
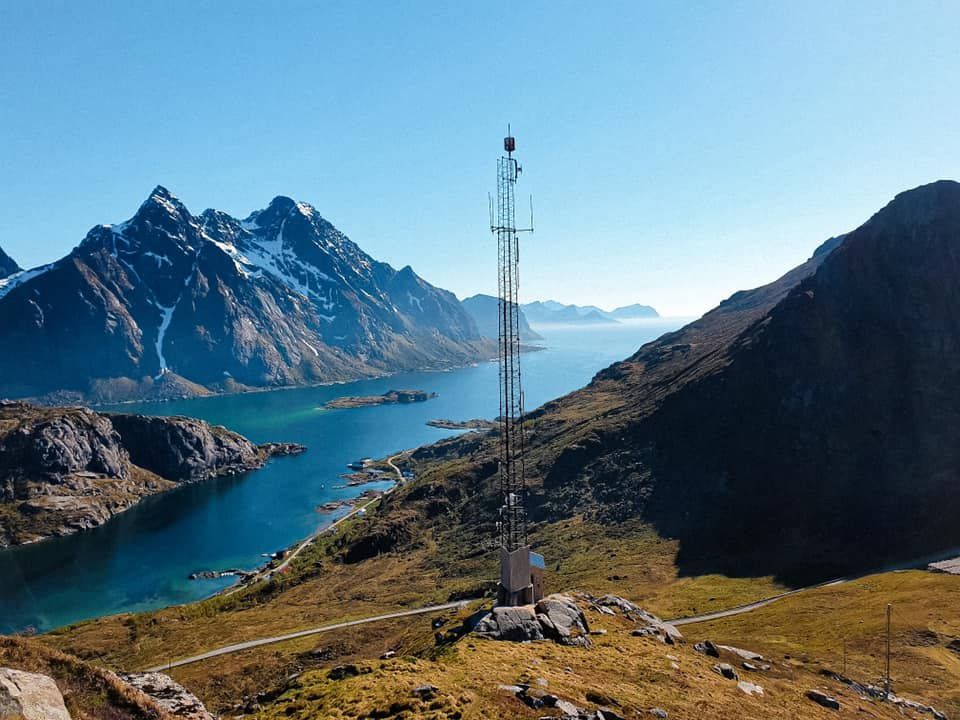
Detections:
324,389,436,410
0,400,304,546
426,418,497,430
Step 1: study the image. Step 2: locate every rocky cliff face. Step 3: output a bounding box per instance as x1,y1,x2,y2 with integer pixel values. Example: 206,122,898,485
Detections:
0,187,491,403
0,636,185,719
399,181,960,584
0,401,298,546
0,246,18,280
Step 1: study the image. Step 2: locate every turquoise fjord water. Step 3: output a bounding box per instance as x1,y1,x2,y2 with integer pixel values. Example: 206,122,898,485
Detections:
0,320,682,633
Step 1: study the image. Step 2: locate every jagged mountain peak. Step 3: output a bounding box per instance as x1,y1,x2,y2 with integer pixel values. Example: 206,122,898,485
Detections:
0,188,490,402
0,245,20,280
135,185,191,221
242,195,318,231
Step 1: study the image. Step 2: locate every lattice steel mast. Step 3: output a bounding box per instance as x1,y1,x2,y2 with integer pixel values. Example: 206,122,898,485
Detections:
490,128,540,606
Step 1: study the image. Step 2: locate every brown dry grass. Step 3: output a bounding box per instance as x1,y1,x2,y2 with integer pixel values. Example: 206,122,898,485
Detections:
250,601,936,720
0,636,173,720
689,569,960,715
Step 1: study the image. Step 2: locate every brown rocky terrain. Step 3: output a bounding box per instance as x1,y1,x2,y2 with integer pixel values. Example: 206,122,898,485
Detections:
0,401,302,546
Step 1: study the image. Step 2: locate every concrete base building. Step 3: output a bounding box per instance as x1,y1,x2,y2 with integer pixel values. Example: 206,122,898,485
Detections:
499,547,545,606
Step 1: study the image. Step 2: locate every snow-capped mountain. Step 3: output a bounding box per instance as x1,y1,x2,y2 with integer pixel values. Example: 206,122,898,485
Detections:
0,246,19,280
0,187,491,403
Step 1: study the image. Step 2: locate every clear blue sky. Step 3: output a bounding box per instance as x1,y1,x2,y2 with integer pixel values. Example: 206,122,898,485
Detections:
1,1,958,316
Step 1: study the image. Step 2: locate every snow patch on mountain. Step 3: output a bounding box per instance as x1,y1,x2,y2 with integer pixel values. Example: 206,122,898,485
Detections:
0,265,55,301
155,305,175,378
144,252,172,268
153,252,201,378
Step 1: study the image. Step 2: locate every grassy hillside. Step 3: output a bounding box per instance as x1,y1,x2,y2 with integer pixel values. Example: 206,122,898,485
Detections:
41,486,960,717
0,636,172,719
253,597,953,720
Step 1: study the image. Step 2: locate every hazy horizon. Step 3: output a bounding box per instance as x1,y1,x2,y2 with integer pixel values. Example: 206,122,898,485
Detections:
2,1,958,316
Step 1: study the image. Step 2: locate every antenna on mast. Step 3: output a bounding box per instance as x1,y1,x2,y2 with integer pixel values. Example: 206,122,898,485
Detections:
491,127,543,607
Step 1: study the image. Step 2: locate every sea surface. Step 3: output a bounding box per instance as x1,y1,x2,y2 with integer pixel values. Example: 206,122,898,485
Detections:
0,319,683,633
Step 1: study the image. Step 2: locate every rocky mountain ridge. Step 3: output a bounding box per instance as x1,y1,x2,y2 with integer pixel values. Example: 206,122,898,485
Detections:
522,300,659,324
0,246,18,279
0,187,493,403
0,400,301,545
461,293,542,342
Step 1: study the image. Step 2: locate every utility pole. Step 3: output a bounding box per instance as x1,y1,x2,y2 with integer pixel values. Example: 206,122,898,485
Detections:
885,603,892,698
842,635,847,677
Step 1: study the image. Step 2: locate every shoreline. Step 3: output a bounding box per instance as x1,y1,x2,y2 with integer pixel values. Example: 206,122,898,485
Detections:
76,353,503,409
0,441,305,551
212,450,411,598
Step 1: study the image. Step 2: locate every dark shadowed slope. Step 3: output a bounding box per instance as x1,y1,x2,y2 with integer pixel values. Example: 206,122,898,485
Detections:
528,181,960,582
367,181,960,586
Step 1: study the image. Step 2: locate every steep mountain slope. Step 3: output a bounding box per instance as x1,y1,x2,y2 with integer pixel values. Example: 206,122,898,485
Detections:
328,181,960,586
0,188,492,403
461,293,542,342
0,246,18,279
516,181,960,582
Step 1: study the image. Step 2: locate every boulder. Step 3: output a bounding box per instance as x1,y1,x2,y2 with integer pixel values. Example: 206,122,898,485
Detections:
718,644,764,661
0,667,72,720
555,698,583,716
535,595,592,647
694,640,720,657
806,690,840,710
632,621,683,645
327,664,363,680
586,690,619,706
474,594,591,647
713,663,738,680
118,672,213,719
596,594,642,615
737,680,764,696
649,709,668,718
412,684,438,699
598,709,627,720
474,606,544,642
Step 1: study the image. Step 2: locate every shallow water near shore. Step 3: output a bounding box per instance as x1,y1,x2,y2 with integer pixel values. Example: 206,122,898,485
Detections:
0,319,683,633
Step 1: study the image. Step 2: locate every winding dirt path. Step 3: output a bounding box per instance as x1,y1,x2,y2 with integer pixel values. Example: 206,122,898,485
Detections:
145,601,468,672
666,577,849,626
